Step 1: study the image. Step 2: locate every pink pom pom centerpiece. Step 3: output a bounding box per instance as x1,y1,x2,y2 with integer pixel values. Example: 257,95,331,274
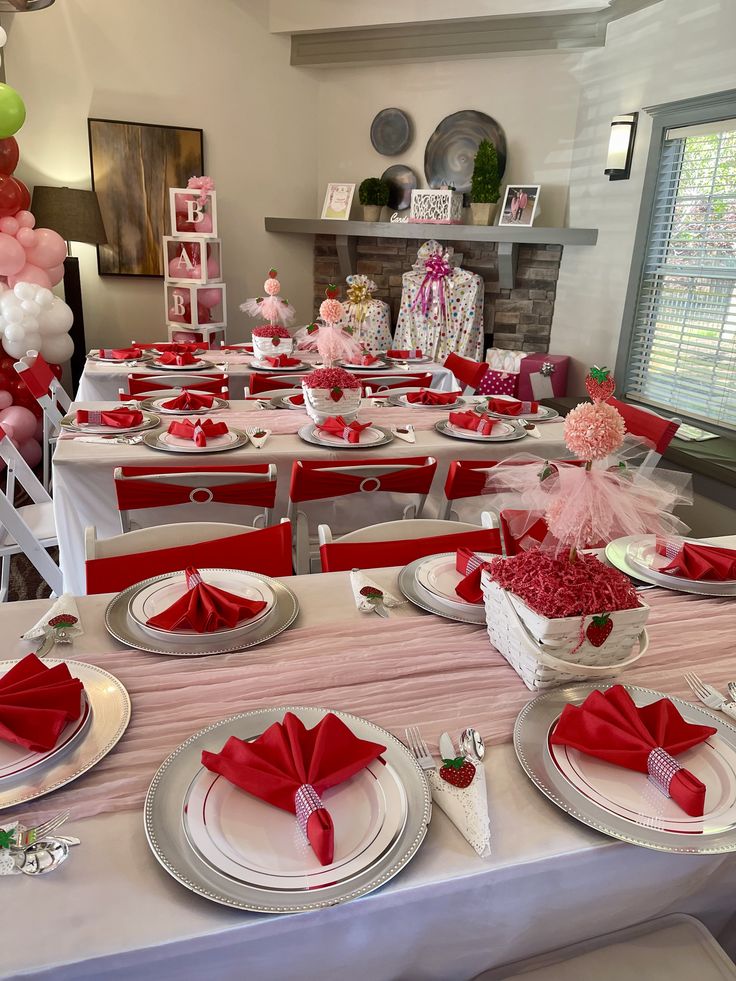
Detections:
302,366,360,390
320,297,344,325
252,325,290,338
564,400,625,461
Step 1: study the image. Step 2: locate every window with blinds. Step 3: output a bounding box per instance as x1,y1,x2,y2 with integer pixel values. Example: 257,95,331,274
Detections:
624,118,736,429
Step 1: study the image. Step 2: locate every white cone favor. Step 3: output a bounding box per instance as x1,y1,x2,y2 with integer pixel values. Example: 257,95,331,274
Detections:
427,763,491,857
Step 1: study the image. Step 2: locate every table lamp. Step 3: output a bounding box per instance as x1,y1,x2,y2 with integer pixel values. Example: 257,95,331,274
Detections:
30,185,107,388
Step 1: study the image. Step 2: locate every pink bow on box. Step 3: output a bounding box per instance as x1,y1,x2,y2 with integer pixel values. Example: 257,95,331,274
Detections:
316,416,372,444
455,547,493,604
167,418,228,447
448,410,498,436
411,252,452,323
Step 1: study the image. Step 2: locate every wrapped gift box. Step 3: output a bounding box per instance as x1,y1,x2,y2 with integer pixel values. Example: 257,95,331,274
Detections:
519,354,569,400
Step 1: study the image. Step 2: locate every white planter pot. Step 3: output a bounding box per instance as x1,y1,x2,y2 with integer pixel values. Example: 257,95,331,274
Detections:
481,574,650,691
252,335,293,359
301,383,362,424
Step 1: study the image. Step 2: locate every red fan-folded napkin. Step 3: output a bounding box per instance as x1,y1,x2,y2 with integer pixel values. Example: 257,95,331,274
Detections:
448,410,498,436
316,416,372,443
0,653,84,752
455,547,493,603
99,347,142,360
387,348,422,359
146,567,267,633
485,397,539,416
551,685,717,816
356,353,379,366
287,393,305,406
167,417,228,447
160,390,215,411
201,711,386,865
157,351,197,366
405,389,461,406
75,407,143,428
657,540,736,582
263,354,300,368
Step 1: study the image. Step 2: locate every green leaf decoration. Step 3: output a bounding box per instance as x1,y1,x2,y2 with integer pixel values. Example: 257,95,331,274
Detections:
589,365,610,383
441,756,467,769
0,828,16,849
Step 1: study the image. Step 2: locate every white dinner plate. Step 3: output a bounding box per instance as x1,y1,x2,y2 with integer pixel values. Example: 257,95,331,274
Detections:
183,755,407,890
152,346,206,356
386,355,431,365
60,410,160,435
339,359,390,371
439,419,522,442
143,395,228,415
482,400,559,422
0,694,91,785
311,425,386,447
271,393,305,410
151,358,210,371
250,360,307,372
392,393,465,411
605,536,736,598
146,429,248,453
129,570,275,643
414,552,495,613
626,536,736,588
87,351,154,365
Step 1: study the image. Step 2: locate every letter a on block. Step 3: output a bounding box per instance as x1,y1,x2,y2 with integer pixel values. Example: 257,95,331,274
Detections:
186,197,206,224
175,244,196,271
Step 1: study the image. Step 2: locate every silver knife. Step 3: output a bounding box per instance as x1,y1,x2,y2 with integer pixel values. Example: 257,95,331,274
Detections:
439,731,456,760
372,600,389,618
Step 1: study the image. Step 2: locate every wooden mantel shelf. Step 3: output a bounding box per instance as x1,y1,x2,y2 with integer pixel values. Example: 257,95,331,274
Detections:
264,217,598,289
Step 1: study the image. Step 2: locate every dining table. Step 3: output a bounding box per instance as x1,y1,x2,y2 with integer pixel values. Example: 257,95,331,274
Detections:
52,399,568,595
75,350,459,402
3,554,736,980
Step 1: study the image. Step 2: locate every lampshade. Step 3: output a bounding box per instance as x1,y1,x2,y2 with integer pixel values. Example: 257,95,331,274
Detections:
604,113,638,181
30,186,108,245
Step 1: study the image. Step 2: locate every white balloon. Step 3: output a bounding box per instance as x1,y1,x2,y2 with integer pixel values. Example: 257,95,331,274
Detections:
24,317,38,332
35,288,54,308
25,331,42,350
0,27,7,47
39,332,74,364
0,293,18,313
38,297,73,335
4,323,25,343
2,337,29,360
13,283,37,302
20,300,40,317
5,306,23,324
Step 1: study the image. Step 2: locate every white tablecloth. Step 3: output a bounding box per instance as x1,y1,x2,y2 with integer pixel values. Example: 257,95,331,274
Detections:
76,352,457,401
52,401,568,594
3,567,736,980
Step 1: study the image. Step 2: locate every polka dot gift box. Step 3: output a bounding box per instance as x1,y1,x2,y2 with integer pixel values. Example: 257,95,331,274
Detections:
477,347,527,397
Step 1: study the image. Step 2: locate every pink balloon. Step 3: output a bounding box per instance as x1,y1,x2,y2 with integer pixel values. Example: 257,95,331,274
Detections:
15,210,35,229
0,390,12,411
33,417,43,441
45,263,65,286
24,228,67,269
0,217,18,235
18,438,41,468
7,263,52,289
16,227,35,248
0,405,37,441
197,288,222,309
0,231,25,276
206,255,220,278
167,256,197,279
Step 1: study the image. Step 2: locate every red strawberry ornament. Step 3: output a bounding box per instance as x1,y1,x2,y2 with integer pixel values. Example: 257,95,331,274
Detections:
439,756,476,789
585,366,615,403
268,268,278,278
586,612,613,648
325,284,340,300
329,386,343,402
359,586,383,601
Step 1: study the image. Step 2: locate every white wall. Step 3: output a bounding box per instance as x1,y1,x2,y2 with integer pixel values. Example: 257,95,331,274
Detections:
552,0,736,393
5,0,319,349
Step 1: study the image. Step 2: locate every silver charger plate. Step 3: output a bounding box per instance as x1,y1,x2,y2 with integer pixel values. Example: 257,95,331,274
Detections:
398,555,487,625
250,360,308,373
605,536,736,598
60,410,161,435
515,683,736,854
434,419,527,443
298,423,394,450
87,351,155,365
386,355,432,365
271,393,305,410
0,658,130,811
424,109,507,193
104,569,299,656
482,405,559,423
144,705,431,912
388,393,465,411
140,395,229,415
150,359,211,371
152,346,207,356
370,108,413,156
142,428,249,454
339,359,392,372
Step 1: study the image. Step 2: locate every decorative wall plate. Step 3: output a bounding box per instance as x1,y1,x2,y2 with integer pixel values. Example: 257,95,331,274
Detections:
381,165,418,211
424,110,507,194
370,108,413,156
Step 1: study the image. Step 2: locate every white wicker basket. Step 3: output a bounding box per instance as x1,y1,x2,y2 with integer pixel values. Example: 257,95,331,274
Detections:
301,384,361,424
252,335,293,359
481,573,649,691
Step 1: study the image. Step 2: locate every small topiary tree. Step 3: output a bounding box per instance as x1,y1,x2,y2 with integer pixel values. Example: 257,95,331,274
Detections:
470,139,500,204
359,177,390,207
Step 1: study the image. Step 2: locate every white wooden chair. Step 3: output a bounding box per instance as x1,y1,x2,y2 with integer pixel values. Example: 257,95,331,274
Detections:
14,350,72,492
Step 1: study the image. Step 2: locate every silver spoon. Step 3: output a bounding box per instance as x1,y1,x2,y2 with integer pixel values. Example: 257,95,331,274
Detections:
728,682,736,703
459,727,485,762
17,838,70,875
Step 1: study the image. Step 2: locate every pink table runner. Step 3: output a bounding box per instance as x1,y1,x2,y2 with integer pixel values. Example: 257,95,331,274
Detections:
210,405,446,436
11,588,736,824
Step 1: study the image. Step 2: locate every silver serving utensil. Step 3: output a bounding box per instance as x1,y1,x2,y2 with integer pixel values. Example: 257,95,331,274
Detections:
14,810,70,849
35,628,56,659
459,727,486,762
17,838,70,875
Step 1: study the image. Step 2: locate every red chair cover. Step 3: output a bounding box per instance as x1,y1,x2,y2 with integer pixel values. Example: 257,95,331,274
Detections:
126,374,228,397
320,526,501,573
444,353,489,393
115,464,277,512
359,373,433,394
289,457,437,504
608,398,680,455
499,509,550,555
85,522,293,594
249,373,301,396
15,352,55,400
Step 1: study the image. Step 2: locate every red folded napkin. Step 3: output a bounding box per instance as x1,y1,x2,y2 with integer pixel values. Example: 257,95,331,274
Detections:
146,567,267,633
134,342,202,353
157,351,197,366
551,685,717,816
455,547,493,604
316,416,372,443
167,417,229,447
405,389,462,406
160,390,215,411
263,354,300,368
387,349,422,359
656,540,736,582
201,711,386,865
485,397,539,416
288,393,305,406
448,410,498,436
99,347,142,360
356,353,379,366
75,407,143,428
0,653,84,752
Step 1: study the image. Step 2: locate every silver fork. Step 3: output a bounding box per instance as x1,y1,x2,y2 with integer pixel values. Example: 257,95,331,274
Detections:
13,810,70,849
405,726,436,771
684,673,736,720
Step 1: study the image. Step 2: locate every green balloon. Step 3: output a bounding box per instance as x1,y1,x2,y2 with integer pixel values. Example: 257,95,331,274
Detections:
0,84,25,139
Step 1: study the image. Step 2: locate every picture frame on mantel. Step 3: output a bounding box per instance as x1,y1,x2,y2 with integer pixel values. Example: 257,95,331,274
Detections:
498,184,540,227
88,118,204,276
321,182,355,220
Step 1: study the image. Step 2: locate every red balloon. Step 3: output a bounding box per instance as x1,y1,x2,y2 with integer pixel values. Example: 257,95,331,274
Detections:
0,138,19,176
0,175,27,219
0,356,16,374
14,179,30,213
197,304,213,324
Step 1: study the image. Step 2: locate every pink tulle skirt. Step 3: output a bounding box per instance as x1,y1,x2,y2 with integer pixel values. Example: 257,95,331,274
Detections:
240,295,295,328
295,322,362,364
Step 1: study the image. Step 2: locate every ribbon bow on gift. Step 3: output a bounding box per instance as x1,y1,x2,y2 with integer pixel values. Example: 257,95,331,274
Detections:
0,653,85,752
551,685,717,816
316,416,372,444
405,389,461,406
411,251,452,325
100,347,142,360
387,348,423,360
656,539,736,582
448,410,498,436
454,548,494,604
75,407,143,428
485,397,539,416
160,390,215,411
167,418,228,447
201,712,386,865
157,351,197,366
146,567,267,633
345,275,377,324
263,354,300,368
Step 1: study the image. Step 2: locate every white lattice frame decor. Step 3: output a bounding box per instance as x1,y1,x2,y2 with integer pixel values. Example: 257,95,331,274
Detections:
409,190,464,225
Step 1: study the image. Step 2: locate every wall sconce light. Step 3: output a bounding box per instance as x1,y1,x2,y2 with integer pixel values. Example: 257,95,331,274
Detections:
604,112,638,181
